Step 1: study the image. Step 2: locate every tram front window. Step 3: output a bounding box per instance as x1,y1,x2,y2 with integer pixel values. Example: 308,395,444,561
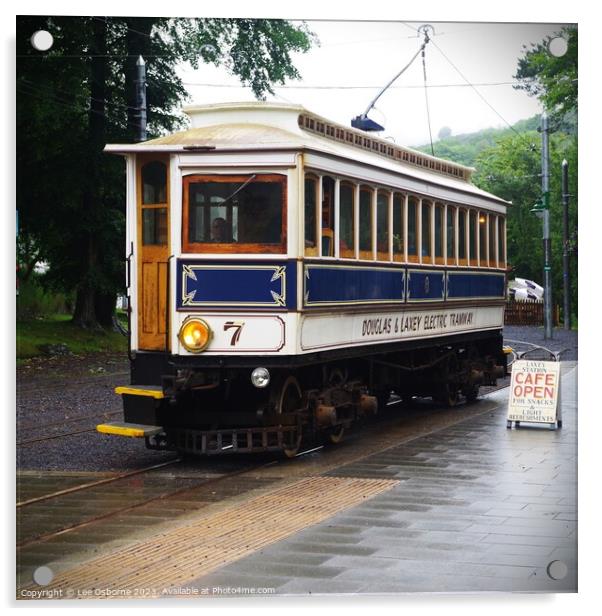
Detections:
185,175,285,253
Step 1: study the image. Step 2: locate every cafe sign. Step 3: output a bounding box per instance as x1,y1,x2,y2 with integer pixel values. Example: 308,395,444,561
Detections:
507,360,561,426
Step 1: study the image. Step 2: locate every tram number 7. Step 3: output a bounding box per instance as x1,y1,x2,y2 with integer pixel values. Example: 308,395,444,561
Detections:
223,321,245,346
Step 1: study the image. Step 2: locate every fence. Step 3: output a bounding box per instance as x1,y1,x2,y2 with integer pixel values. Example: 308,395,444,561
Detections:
504,300,560,326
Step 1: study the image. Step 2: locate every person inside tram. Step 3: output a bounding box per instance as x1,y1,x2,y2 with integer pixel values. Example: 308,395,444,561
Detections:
211,217,228,242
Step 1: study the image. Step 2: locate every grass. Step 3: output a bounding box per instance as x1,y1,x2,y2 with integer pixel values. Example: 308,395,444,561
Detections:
16,314,127,360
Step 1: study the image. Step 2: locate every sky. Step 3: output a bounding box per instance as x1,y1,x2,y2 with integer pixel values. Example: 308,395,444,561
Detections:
178,20,572,147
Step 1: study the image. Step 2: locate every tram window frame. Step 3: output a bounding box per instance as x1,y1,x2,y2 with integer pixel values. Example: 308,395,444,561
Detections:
304,174,319,257
182,174,287,255
407,196,419,263
458,208,467,266
446,204,456,265
479,211,487,265
376,190,391,261
339,181,356,259
434,202,444,264
140,160,168,247
321,175,336,257
469,209,478,267
421,200,432,264
359,186,374,260
392,193,404,262
498,216,506,268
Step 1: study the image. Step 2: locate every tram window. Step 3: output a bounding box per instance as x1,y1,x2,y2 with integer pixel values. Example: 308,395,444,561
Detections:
421,201,432,262
489,215,496,267
185,175,285,253
392,193,404,262
339,183,355,258
377,191,390,261
469,210,477,265
447,206,456,264
359,187,373,259
408,197,418,261
304,176,318,256
322,176,335,257
142,161,167,204
458,209,467,263
435,204,444,262
479,211,487,264
142,207,167,245
498,217,506,266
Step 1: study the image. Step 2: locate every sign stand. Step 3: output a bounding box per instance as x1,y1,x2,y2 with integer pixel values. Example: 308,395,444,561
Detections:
506,350,562,430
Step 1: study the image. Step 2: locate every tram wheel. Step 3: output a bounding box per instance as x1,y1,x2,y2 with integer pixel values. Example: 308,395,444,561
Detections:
274,375,303,458
463,383,480,403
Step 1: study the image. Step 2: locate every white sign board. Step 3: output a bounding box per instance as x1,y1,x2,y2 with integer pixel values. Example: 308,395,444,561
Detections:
507,360,561,424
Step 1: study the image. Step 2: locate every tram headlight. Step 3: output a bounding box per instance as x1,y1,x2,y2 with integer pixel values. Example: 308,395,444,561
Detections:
251,367,270,388
178,318,212,353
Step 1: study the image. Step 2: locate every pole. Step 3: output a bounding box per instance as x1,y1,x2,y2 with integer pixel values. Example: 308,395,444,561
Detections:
562,159,571,330
541,113,553,339
134,55,147,143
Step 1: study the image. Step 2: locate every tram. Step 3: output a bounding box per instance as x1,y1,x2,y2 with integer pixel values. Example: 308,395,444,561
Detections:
97,102,509,457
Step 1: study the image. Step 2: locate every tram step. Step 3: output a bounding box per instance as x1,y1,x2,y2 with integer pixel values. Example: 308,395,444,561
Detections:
115,385,165,399
96,421,163,438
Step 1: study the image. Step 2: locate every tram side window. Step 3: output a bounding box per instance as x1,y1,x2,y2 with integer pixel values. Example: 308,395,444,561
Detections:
479,211,487,264
489,215,496,267
185,175,284,253
359,187,373,259
321,176,335,257
339,183,355,258
304,176,318,256
469,210,477,265
141,161,168,246
434,203,444,263
498,217,506,267
407,197,418,261
392,193,404,262
421,201,432,262
376,191,390,261
458,209,467,264
447,205,456,264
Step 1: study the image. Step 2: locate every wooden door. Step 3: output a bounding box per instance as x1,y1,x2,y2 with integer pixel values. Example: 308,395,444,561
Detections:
137,157,170,351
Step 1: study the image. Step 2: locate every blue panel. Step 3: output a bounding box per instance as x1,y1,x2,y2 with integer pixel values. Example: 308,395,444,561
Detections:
176,260,295,310
447,272,505,299
407,270,445,302
304,265,404,307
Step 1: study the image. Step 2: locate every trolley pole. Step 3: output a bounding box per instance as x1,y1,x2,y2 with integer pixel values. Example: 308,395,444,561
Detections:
541,113,553,339
562,159,571,330
134,55,147,143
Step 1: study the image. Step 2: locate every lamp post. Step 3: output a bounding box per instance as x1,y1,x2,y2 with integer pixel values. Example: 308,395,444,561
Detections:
541,112,553,339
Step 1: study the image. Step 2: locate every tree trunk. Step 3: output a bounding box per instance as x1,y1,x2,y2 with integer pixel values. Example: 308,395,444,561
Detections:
95,291,117,328
72,16,107,329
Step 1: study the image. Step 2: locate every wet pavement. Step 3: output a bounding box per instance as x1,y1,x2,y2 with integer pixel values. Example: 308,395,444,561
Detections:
183,362,577,595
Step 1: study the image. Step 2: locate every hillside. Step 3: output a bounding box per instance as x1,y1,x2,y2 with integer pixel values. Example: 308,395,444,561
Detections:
412,116,541,167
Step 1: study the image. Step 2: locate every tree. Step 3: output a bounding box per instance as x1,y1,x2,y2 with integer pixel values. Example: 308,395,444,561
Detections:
17,16,315,328
474,130,578,318
514,26,577,121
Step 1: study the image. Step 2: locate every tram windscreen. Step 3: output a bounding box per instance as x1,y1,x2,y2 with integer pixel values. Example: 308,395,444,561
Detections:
187,176,283,247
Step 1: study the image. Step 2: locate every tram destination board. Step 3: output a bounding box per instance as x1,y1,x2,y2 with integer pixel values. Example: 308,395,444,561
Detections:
507,359,561,427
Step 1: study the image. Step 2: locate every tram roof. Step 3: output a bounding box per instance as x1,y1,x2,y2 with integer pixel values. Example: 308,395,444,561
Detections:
105,102,510,206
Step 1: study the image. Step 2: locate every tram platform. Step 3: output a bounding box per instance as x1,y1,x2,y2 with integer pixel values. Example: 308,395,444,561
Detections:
183,361,578,595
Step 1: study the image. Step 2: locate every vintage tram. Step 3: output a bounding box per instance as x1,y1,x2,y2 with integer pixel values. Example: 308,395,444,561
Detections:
97,102,509,457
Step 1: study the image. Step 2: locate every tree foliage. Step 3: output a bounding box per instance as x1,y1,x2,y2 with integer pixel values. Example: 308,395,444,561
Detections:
17,16,315,328
513,26,577,120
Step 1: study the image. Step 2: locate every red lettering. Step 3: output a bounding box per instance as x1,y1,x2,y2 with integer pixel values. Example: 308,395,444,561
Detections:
544,386,554,399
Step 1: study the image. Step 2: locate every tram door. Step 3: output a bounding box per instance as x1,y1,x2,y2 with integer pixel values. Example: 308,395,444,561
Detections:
137,157,170,351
